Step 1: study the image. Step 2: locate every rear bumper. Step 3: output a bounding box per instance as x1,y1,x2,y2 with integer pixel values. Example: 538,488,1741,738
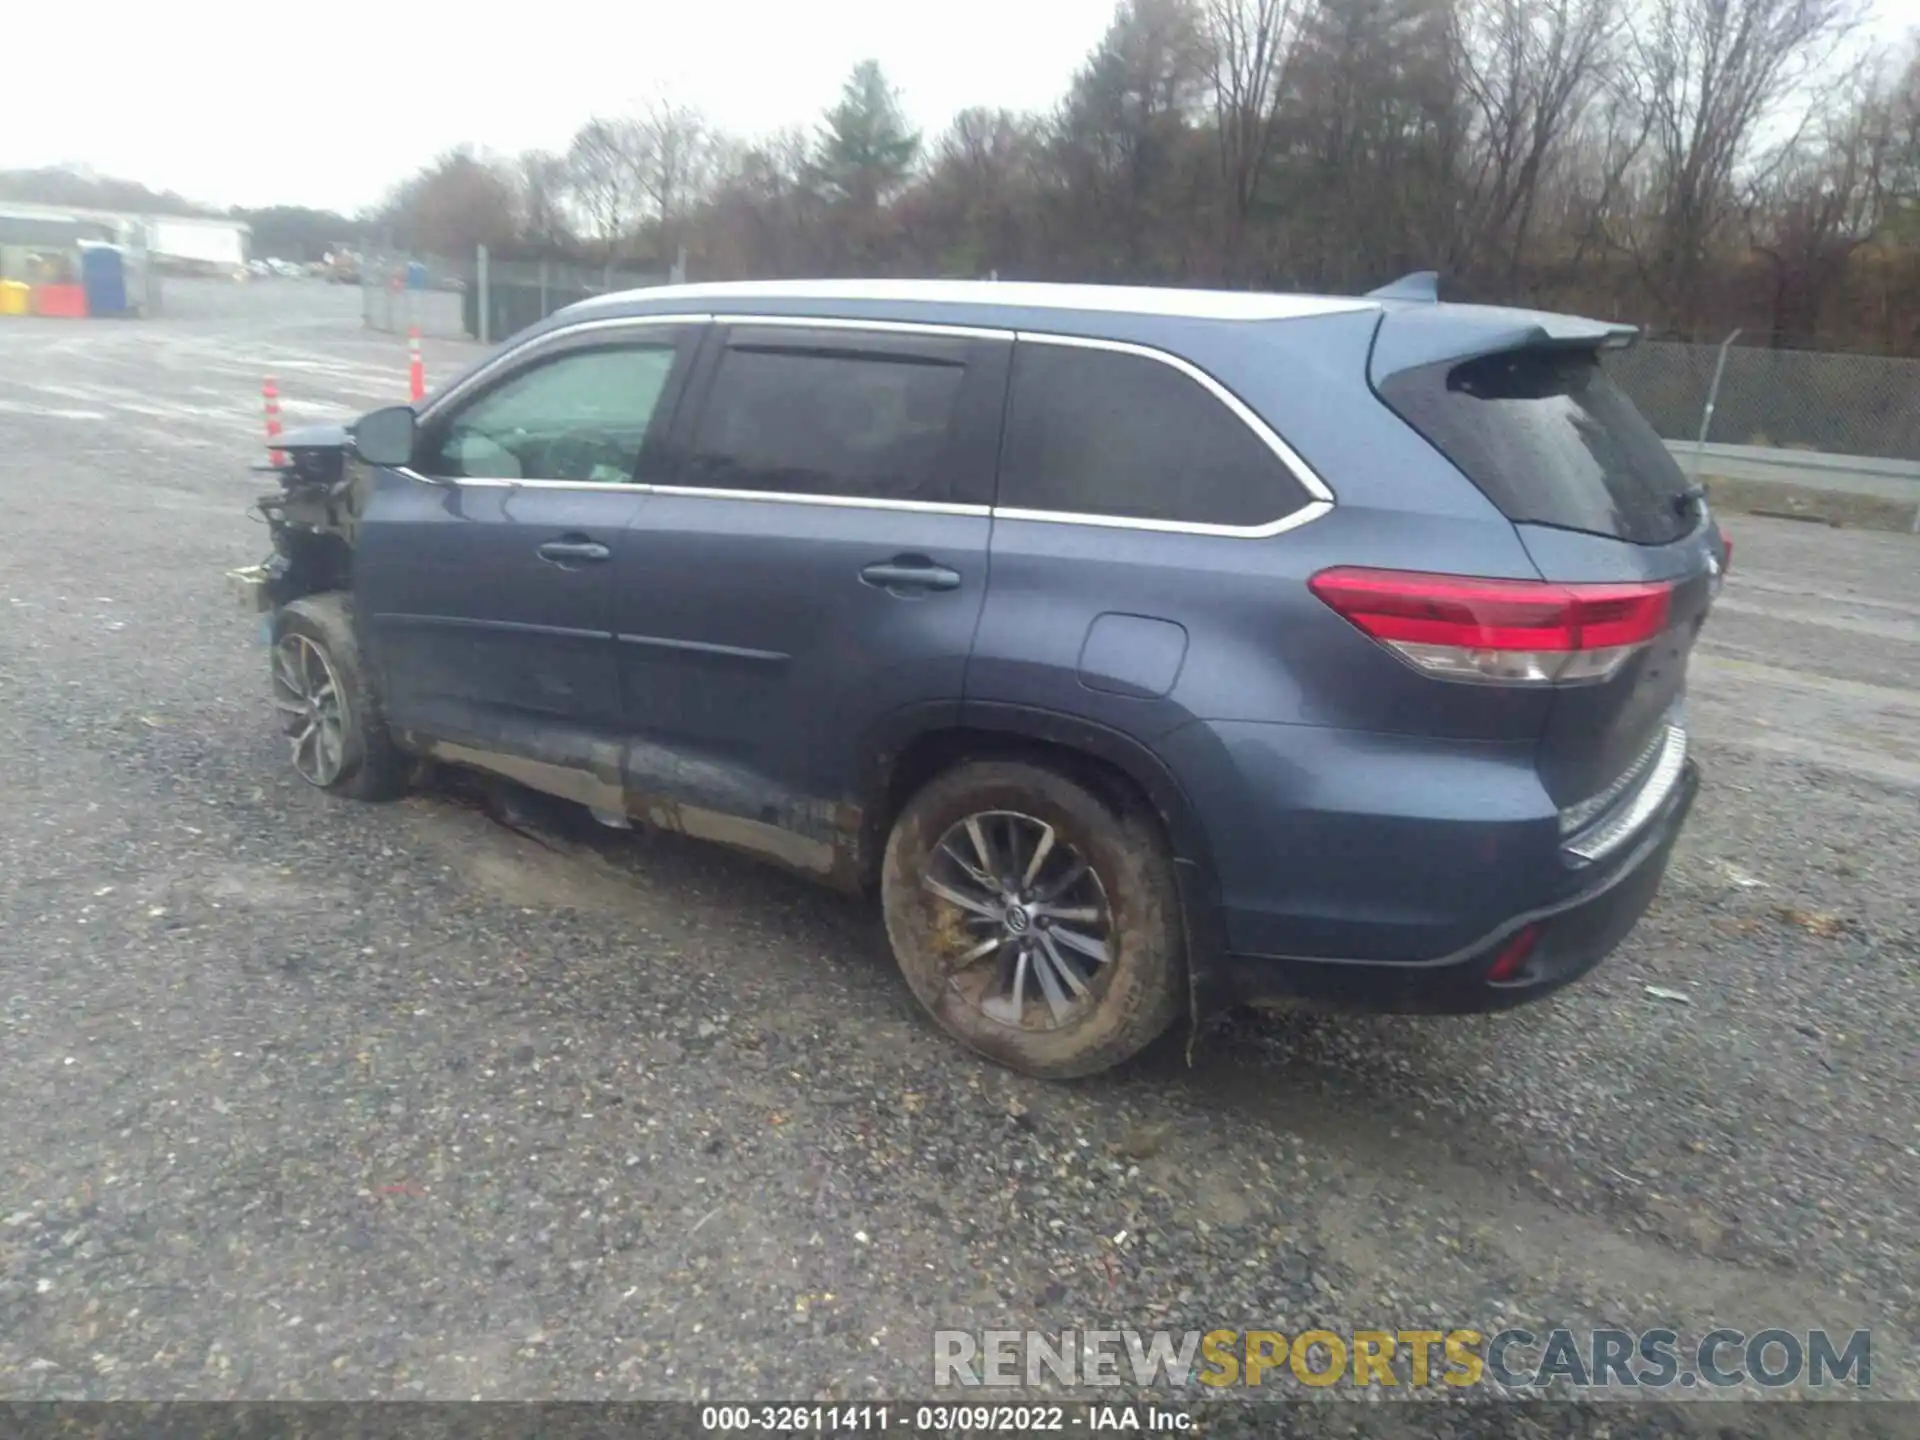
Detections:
1213,759,1698,1014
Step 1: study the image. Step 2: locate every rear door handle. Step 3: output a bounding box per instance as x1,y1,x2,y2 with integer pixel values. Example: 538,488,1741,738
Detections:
861,559,962,593
537,538,611,564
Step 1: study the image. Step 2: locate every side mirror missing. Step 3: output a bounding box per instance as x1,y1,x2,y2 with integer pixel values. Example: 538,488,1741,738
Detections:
350,405,417,468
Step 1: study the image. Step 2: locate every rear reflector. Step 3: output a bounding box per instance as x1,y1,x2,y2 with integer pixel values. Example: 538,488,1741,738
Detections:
1308,568,1673,685
1485,924,1541,983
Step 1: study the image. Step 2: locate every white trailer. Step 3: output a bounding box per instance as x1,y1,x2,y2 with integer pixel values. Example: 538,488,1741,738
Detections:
145,216,249,276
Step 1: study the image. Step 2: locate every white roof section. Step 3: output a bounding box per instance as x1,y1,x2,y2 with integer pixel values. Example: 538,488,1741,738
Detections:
0,198,248,235
591,278,1379,322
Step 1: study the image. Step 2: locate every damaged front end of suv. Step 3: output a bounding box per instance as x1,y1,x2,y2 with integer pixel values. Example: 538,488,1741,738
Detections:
226,405,416,616
227,425,361,615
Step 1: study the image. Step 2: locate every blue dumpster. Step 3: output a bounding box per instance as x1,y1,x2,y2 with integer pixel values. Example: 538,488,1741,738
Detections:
79,243,129,316
406,260,427,291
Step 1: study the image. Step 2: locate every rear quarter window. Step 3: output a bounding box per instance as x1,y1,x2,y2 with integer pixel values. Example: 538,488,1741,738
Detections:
1379,348,1693,545
997,341,1314,529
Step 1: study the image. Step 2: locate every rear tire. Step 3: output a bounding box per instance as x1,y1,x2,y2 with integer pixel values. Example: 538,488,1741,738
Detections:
268,593,408,801
881,760,1184,1079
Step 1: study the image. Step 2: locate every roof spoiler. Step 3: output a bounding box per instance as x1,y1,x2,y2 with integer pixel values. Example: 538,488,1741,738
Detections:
1369,306,1643,386
1360,271,1638,348
1366,271,1440,303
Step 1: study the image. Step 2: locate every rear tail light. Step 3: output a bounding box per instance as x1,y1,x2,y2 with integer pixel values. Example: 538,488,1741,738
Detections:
1308,568,1672,685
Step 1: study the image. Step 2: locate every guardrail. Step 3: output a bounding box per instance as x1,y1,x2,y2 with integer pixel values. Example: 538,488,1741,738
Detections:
1665,440,1920,531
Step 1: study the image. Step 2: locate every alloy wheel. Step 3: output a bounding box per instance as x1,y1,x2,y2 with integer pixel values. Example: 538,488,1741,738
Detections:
922,809,1114,1029
270,633,348,787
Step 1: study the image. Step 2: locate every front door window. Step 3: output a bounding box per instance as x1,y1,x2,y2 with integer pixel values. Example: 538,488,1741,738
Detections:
421,344,679,484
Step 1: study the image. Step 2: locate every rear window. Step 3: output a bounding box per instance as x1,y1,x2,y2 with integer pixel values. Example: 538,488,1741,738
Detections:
1379,348,1694,545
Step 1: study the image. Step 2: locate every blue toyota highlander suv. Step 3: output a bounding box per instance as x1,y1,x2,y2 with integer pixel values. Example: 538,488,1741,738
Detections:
234,278,1721,1078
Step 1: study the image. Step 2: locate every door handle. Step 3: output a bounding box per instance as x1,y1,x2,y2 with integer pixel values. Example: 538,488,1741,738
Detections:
861,558,962,593
537,538,610,564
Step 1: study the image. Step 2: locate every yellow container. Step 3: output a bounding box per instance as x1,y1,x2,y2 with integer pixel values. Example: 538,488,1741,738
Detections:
0,281,32,316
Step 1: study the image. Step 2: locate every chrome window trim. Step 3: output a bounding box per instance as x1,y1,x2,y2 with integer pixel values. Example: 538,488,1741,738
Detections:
716,314,1014,342
399,313,1337,538
994,499,1334,538
391,472,986,515
394,469,650,492
647,484,989,517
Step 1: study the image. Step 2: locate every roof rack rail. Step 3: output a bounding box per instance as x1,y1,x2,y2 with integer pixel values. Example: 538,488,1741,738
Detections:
1366,271,1440,303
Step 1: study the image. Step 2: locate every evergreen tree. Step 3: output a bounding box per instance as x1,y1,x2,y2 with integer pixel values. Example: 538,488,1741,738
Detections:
815,60,922,209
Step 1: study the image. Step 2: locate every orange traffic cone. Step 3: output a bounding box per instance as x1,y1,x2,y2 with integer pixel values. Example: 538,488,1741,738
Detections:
262,376,286,466
408,326,425,402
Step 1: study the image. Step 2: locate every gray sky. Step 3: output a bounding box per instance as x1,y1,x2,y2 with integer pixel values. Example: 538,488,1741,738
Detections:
4,0,1916,216
3,0,1120,213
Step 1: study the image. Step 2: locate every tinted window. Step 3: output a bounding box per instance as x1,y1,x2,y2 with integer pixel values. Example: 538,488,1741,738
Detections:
997,343,1311,527
1379,348,1693,545
423,344,677,483
686,346,965,502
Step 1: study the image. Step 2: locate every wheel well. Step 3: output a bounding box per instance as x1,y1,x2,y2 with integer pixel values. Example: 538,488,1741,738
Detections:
271,530,353,605
864,726,1175,891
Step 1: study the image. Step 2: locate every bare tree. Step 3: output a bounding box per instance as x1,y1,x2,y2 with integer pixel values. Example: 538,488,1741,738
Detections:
1455,0,1621,279
1869,37,1920,230
566,117,651,259
1622,0,1862,334
632,100,717,256
1052,0,1211,277
516,150,575,251
1277,0,1463,288
697,127,827,277
1201,0,1306,268
382,148,521,257
1550,84,1655,273
910,107,1047,275
1744,57,1890,344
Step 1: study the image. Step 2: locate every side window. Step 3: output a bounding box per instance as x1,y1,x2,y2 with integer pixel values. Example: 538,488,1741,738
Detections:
685,344,966,503
421,343,678,484
997,342,1313,527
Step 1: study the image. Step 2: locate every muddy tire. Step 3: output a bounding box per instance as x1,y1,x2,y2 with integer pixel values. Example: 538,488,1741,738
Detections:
881,759,1184,1079
268,593,408,801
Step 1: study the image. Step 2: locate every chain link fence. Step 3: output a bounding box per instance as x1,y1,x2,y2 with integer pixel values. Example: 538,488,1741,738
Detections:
361,248,677,344
469,254,675,343
359,252,467,338
1608,340,1920,463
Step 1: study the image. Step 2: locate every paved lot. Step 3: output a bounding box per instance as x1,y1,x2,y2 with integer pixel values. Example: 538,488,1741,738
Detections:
1,283,1916,1418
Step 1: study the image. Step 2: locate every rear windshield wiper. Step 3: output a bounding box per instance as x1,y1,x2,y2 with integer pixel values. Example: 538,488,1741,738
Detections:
1674,482,1709,515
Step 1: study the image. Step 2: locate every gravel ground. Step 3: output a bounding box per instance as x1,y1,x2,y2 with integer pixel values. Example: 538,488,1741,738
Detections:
1,283,1915,1421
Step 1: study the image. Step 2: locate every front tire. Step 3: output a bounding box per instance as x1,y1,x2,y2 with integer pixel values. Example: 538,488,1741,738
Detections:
268,593,407,801
881,760,1184,1079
